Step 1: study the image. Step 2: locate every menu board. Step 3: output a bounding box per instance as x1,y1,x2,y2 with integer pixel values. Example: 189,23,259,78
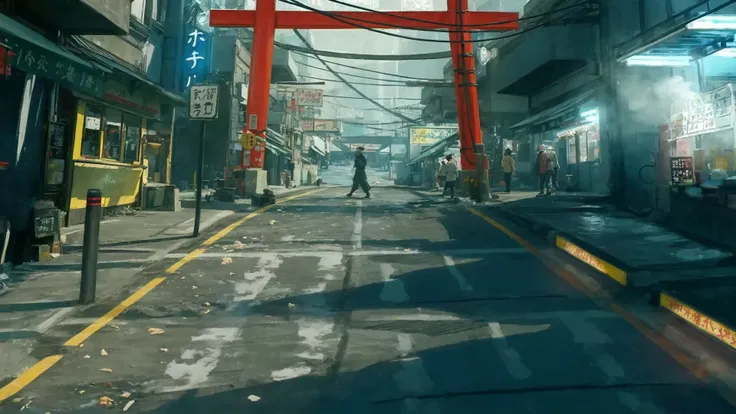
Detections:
671,156,695,186
669,84,734,140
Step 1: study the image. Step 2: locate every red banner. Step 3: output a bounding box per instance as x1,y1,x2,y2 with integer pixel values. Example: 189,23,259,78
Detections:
0,47,14,76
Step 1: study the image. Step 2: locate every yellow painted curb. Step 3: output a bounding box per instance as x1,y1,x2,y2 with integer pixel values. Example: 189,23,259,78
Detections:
660,292,736,350
555,235,627,285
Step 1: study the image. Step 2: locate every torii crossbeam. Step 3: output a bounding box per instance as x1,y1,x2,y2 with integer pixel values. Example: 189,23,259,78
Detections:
210,2,519,171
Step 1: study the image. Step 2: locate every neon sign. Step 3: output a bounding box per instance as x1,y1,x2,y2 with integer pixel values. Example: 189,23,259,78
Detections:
182,25,211,90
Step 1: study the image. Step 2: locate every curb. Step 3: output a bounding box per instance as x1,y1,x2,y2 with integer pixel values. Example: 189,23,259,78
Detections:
653,290,736,351
494,207,633,286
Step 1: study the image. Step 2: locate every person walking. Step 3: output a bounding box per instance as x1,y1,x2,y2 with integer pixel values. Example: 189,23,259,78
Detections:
548,147,560,192
501,148,515,193
437,159,447,192
534,144,551,196
347,146,371,199
443,154,458,199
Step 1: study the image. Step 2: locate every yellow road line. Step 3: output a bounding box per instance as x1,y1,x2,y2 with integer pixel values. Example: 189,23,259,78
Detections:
0,355,63,402
64,277,167,347
555,235,628,285
467,207,731,403
0,188,324,402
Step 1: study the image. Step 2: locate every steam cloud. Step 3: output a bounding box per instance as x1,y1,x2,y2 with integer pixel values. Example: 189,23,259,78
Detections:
624,75,697,125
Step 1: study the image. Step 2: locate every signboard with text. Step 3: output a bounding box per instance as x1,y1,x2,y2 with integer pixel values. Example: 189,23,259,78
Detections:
669,84,734,140
183,25,212,90
349,144,381,152
189,85,219,120
670,156,694,186
409,126,458,145
296,88,323,107
304,119,341,132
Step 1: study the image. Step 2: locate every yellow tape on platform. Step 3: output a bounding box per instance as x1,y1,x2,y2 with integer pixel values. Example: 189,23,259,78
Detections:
555,235,627,285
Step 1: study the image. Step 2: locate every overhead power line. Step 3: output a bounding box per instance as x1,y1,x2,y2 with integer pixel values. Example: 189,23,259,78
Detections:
290,29,420,123
296,61,413,83
323,94,421,101
292,51,445,81
280,0,592,44
275,39,450,60
299,74,415,86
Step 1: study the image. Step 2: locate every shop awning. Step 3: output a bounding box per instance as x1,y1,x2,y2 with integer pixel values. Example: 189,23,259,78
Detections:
267,141,290,155
310,145,326,156
509,89,598,132
267,128,288,147
408,133,458,166
66,35,185,106
0,12,106,96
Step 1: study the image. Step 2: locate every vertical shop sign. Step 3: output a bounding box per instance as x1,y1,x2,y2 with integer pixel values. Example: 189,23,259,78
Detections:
183,25,211,90
670,156,694,186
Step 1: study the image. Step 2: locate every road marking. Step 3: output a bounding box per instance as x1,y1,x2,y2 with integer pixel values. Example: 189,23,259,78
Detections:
556,235,627,285
0,189,324,402
392,333,440,414
0,355,63,401
352,200,363,249
443,255,473,292
488,322,531,380
164,247,528,259
64,277,167,347
379,262,409,303
179,211,233,235
467,206,734,404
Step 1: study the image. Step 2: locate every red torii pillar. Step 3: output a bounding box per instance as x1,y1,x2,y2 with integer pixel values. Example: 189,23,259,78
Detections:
210,3,518,171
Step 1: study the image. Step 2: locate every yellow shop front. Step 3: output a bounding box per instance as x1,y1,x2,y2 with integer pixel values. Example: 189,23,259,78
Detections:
66,78,181,224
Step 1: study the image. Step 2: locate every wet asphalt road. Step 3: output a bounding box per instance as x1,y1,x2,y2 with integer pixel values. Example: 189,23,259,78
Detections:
3,186,735,413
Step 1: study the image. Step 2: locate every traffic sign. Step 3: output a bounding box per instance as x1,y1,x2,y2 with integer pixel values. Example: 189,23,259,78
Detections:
189,85,219,120
241,130,257,150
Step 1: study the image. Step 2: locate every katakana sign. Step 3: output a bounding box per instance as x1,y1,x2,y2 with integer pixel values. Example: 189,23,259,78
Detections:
189,85,219,120
182,25,211,90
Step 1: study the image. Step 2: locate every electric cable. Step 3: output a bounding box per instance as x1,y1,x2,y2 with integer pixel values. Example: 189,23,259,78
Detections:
299,74,418,86
324,0,592,29
276,39,451,60
280,0,592,44
290,29,420,123
323,94,421,101
295,59,442,83
292,51,446,81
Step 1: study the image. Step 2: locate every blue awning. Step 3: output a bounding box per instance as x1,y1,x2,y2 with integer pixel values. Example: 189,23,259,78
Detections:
510,89,598,131
408,133,458,165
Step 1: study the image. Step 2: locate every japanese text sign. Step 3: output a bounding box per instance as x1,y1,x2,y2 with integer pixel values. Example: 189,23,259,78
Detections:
670,156,694,186
409,126,458,145
183,25,211,90
669,84,734,140
0,35,102,96
296,88,323,107
661,293,736,350
189,85,219,120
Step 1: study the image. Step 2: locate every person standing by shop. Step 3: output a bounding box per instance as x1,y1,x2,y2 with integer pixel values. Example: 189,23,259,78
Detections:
437,159,447,193
443,154,459,199
347,146,371,199
548,147,560,192
501,148,515,193
535,144,551,196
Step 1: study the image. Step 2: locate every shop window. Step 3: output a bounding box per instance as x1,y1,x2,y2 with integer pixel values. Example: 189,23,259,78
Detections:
567,137,577,164
81,104,103,158
131,0,146,21
124,115,142,164
103,109,122,161
584,130,601,162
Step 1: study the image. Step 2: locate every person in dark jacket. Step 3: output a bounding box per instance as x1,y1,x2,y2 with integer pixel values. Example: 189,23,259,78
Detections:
347,146,370,198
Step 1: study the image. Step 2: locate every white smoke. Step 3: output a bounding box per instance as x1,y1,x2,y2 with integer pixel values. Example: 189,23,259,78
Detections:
624,75,697,125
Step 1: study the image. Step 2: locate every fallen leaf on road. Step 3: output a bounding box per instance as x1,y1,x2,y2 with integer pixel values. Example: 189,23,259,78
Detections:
147,328,165,335
221,257,233,265
123,400,135,412
194,294,200,298
121,391,131,399
232,241,245,249
269,220,277,225
192,286,198,290
110,325,120,331
83,355,91,359
229,272,235,276
288,303,296,308
100,368,113,373
99,396,114,407
202,309,211,315
180,276,186,279
12,397,24,403
79,390,86,394
248,395,261,402
160,348,169,352
203,302,211,306
101,349,108,356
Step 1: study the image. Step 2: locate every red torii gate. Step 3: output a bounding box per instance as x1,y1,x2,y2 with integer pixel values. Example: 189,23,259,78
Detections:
210,1,518,171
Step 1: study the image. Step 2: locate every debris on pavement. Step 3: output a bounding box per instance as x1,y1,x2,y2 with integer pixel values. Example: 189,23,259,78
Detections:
269,220,277,225
109,325,121,331
247,395,261,402
99,396,114,407
100,368,113,373
147,328,165,335
202,309,211,315
160,348,169,352
12,397,24,403
229,272,235,276
192,285,198,289
288,302,296,308
232,241,245,249
101,349,109,356
123,400,135,412
20,399,32,410
221,257,233,265
121,391,131,399
83,355,91,359
79,390,86,394
203,302,211,307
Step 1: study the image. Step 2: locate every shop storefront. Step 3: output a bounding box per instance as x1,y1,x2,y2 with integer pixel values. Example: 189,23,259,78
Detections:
62,37,185,224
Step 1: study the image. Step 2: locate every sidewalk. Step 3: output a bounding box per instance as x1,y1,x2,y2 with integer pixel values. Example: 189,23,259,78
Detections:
0,185,309,382
484,190,736,352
